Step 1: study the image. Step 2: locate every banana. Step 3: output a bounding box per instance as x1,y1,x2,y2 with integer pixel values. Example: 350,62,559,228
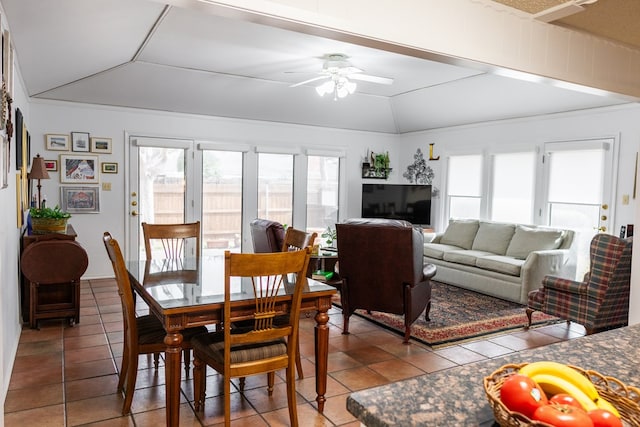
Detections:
519,361,599,402
596,397,621,418
531,373,598,411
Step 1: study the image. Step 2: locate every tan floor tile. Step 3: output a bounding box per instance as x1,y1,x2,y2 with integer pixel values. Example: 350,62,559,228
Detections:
132,403,201,426
65,358,117,381
8,364,63,390
64,333,109,350
262,402,332,427
11,351,62,373
318,393,358,425
195,391,258,425
461,339,514,358
343,345,395,365
66,393,125,426
4,383,63,412
77,416,135,427
4,404,65,427
329,366,390,391
434,345,487,364
402,350,458,373
65,374,120,402
64,344,113,364
368,358,424,382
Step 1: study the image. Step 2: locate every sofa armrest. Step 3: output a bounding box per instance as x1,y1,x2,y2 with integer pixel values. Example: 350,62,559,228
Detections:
542,276,588,295
520,248,575,304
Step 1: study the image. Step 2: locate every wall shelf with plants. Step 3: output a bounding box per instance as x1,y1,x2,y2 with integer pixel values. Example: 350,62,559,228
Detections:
362,151,391,179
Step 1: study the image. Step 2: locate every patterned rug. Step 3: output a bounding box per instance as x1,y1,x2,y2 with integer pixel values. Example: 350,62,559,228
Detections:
336,282,559,348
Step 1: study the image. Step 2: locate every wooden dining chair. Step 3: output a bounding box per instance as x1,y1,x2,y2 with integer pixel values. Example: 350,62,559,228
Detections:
102,232,207,415
280,227,317,379
141,221,201,260
192,249,311,427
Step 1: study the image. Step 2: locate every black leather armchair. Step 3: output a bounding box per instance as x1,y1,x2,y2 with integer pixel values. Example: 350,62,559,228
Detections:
336,218,436,343
250,218,285,253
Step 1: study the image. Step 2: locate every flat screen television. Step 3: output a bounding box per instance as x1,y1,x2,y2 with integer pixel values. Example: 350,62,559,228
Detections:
361,184,432,226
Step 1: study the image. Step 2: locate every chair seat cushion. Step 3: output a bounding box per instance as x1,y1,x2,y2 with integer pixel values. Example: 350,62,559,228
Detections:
192,332,287,364
475,255,524,276
442,250,493,267
137,314,207,345
423,243,462,259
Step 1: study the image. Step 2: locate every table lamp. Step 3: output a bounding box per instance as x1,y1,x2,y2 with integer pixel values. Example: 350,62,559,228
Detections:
28,154,50,209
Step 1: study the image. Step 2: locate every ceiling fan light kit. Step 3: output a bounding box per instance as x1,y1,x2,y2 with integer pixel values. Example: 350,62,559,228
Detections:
290,53,392,101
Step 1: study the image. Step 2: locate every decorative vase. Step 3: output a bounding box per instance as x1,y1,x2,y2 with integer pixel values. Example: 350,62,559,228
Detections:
31,217,68,234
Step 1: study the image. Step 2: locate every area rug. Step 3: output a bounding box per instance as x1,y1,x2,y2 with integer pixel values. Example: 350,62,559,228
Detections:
335,282,560,348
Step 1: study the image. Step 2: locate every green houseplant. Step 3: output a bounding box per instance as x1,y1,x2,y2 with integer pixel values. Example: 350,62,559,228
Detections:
29,205,71,234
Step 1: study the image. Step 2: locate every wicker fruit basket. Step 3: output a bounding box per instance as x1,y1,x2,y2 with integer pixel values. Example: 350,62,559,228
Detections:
484,363,640,427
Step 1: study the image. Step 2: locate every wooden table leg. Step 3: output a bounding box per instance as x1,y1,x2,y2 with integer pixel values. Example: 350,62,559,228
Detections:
314,301,331,413
164,332,183,427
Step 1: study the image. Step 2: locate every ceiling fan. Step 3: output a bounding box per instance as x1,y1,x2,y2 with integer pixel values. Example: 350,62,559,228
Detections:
289,53,393,100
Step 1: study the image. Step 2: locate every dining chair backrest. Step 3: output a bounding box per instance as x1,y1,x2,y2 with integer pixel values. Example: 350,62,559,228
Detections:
103,232,139,344
223,249,311,362
281,227,317,252
249,218,285,253
141,221,200,260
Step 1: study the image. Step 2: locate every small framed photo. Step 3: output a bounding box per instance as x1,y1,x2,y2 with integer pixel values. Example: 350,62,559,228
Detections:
60,154,99,184
61,186,100,213
44,159,58,172
91,137,112,154
71,132,90,152
45,134,70,151
101,162,118,174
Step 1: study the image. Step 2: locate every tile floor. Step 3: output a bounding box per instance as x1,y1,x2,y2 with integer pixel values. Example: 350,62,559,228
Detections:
4,278,586,426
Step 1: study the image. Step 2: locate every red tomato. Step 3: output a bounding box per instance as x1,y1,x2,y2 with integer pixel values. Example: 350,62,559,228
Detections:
533,404,594,427
499,374,548,419
587,409,623,427
549,393,585,410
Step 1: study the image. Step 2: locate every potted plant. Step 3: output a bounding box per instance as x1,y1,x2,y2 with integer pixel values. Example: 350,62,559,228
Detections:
29,205,71,234
321,226,337,247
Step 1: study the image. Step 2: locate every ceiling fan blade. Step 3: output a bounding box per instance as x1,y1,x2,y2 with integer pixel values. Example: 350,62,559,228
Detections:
349,73,394,85
289,75,328,88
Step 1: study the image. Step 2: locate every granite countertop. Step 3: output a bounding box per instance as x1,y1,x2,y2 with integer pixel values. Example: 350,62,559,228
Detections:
347,324,640,426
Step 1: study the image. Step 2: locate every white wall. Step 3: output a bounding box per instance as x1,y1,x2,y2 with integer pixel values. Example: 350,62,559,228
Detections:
400,104,640,233
0,52,31,417
29,99,399,278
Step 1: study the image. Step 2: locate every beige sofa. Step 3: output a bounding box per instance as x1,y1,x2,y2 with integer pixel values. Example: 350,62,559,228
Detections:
423,219,577,304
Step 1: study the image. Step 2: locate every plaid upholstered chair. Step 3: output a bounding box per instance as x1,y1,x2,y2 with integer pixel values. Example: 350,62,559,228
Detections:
526,233,632,335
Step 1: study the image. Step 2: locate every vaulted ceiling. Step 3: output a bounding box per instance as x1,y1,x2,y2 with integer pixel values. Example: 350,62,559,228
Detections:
1,0,636,134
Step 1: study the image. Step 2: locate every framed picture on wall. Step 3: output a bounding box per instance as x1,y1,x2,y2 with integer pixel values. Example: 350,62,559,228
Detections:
60,154,99,183
44,159,58,172
101,162,117,174
90,137,112,154
71,132,90,152
61,186,100,213
46,134,70,151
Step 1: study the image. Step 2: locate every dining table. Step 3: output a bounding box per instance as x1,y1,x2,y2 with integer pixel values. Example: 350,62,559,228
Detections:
126,255,337,427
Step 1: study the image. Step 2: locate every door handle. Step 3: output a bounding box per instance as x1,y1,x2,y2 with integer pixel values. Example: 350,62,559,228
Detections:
131,210,138,216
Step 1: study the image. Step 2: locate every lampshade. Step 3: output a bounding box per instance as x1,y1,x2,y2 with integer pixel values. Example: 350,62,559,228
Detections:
29,154,50,180
316,76,357,100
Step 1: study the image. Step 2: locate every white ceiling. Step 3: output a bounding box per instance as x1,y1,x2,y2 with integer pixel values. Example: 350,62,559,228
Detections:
1,0,632,134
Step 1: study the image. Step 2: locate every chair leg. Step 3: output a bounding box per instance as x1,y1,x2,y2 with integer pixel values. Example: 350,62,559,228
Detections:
118,341,130,392
267,372,275,396
525,308,535,329
424,300,431,322
295,341,304,379
286,364,299,427
239,377,246,392
183,349,191,377
122,349,139,415
342,314,350,335
224,374,231,427
403,326,411,344
153,352,160,370
193,356,205,411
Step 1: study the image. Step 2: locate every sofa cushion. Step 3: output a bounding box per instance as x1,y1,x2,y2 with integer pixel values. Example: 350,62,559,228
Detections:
505,225,564,259
423,243,462,260
471,222,515,255
476,255,524,276
443,250,494,267
440,219,479,250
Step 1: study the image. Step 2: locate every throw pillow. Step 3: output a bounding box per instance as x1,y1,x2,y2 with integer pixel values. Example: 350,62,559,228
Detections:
471,222,515,255
440,219,479,249
505,225,564,259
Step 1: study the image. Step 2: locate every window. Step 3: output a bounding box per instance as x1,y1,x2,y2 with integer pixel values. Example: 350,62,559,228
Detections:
201,150,243,253
447,154,482,218
306,155,340,236
491,152,535,224
258,153,294,227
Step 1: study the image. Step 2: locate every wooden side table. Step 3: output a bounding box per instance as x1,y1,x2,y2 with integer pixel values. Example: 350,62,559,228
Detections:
308,252,342,288
20,224,77,324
